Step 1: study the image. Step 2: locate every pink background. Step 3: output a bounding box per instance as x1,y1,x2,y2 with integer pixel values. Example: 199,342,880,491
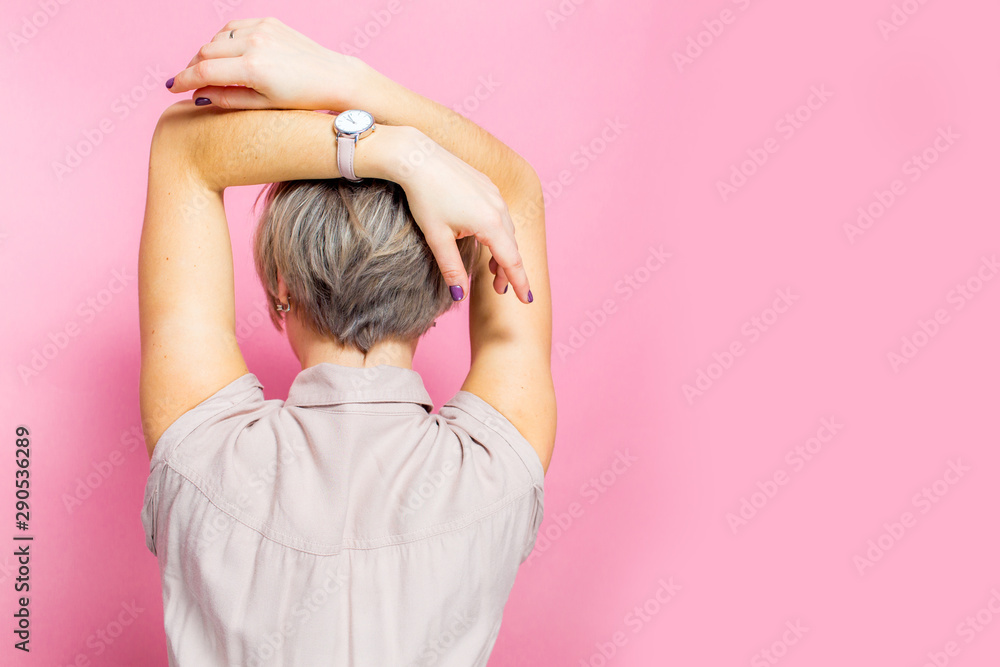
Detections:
3,0,999,664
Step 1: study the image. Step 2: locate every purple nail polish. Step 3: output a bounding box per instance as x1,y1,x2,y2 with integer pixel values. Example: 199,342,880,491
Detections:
195,97,212,106
527,290,534,303
165,77,174,89
450,285,464,301
503,284,509,294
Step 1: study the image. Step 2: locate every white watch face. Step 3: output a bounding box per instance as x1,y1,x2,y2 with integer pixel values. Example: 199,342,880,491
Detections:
335,109,374,134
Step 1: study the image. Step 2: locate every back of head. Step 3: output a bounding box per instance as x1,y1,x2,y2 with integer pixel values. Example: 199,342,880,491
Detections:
253,179,479,353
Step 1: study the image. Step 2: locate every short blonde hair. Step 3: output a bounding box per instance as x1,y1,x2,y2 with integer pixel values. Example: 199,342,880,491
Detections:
253,179,479,353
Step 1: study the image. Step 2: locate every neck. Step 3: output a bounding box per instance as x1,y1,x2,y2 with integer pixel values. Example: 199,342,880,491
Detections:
289,318,417,371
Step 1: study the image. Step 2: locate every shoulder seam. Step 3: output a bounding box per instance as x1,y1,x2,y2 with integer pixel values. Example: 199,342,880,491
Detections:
157,460,536,556
157,376,264,467
441,391,545,487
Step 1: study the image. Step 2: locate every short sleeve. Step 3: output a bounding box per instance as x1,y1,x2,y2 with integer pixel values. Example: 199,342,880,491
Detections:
149,373,265,464
439,390,545,561
140,373,265,555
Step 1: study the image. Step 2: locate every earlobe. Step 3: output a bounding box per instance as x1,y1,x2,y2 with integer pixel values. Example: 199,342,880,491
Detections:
274,272,292,313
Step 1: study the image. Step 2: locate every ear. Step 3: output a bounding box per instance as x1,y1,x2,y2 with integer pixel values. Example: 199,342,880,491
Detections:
276,271,288,301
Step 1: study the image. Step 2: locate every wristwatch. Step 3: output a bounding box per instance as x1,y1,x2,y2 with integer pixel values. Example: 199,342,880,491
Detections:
334,109,376,182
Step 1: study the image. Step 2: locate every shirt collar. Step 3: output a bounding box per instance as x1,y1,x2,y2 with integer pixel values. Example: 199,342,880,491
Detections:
285,362,434,412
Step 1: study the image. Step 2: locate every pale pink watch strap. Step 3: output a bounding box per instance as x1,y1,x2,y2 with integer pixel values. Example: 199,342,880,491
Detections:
337,134,360,182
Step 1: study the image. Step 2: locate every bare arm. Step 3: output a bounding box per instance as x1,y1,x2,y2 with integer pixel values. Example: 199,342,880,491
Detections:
139,103,403,457
358,73,557,473
164,18,556,472
140,102,493,458
360,73,539,209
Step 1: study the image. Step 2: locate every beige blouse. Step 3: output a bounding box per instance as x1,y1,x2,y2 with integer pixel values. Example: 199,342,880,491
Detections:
141,362,544,666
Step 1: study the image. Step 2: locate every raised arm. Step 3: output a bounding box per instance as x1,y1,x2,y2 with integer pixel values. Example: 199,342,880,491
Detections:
357,74,557,473
140,103,400,457
163,18,556,472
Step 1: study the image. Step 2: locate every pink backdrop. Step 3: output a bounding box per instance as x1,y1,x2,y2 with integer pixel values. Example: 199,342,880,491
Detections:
3,0,999,664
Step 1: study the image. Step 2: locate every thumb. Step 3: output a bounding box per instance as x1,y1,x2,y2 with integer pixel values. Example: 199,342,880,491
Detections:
425,229,471,302
191,86,271,110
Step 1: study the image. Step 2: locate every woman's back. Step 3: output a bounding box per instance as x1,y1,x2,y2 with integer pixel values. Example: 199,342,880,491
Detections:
142,363,544,666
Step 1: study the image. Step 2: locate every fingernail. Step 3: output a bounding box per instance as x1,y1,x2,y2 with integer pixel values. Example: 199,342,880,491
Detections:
195,97,212,106
165,77,174,89
527,290,534,303
450,285,464,301
503,285,509,294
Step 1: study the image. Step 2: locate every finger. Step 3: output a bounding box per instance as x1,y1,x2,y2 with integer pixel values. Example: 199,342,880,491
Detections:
186,38,248,69
214,17,284,42
488,256,510,294
170,57,249,94
424,228,471,302
493,264,510,295
211,26,251,43
216,18,265,38
477,214,531,303
190,85,271,110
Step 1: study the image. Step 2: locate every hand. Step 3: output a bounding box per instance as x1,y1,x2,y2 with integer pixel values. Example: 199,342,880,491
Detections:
368,128,532,303
166,17,366,110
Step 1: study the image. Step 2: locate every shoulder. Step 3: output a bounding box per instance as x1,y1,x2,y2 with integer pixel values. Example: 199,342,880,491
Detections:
147,372,267,466
439,390,546,489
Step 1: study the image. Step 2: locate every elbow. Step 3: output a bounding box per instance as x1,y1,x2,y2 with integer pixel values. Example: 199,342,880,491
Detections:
511,160,544,218
519,161,542,199
148,101,210,186
151,101,196,151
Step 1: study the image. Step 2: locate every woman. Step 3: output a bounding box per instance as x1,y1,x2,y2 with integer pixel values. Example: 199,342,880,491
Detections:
138,17,556,666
